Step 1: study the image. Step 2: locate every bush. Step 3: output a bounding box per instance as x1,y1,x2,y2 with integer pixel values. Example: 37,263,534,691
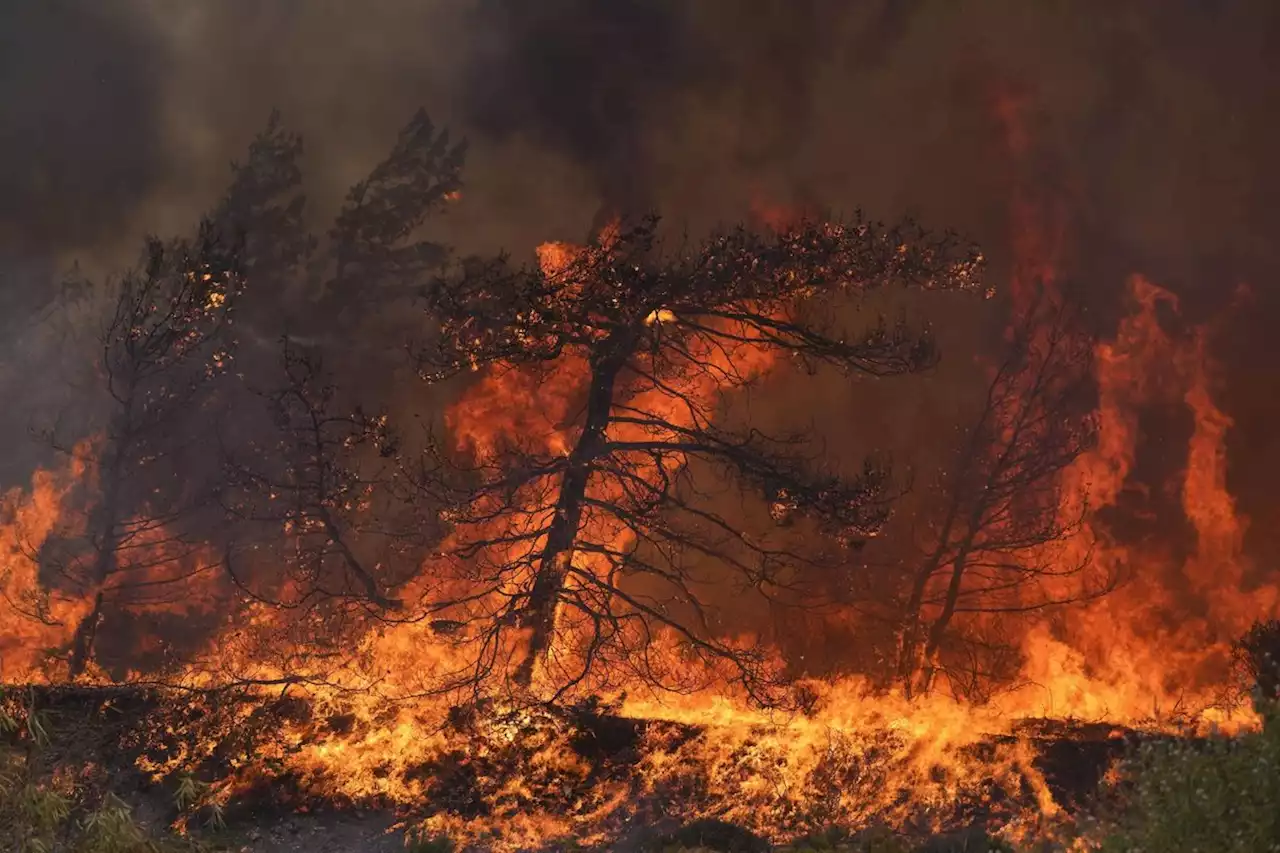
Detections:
1237,619,1280,705
0,689,219,853
0,759,71,853
1096,727,1280,852
1094,620,1280,853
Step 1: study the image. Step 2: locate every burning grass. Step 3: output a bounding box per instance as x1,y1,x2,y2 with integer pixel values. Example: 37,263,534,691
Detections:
0,679,1239,852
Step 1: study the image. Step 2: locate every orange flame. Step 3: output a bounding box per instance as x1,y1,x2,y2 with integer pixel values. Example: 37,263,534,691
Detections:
984,83,1274,726
0,441,95,678
3,188,1276,849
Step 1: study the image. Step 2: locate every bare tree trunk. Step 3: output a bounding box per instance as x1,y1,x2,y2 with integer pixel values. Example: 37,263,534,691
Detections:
897,500,963,695
67,442,126,679
897,410,993,696
513,346,627,687
320,513,402,609
913,544,974,696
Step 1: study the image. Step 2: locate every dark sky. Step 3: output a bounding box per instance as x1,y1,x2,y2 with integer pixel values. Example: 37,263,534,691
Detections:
2,0,1279,556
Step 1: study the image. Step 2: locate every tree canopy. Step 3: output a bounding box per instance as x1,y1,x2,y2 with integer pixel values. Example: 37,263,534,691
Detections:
410,215,984,702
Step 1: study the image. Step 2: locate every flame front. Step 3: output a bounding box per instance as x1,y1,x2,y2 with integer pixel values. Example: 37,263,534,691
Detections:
1,210,1276,849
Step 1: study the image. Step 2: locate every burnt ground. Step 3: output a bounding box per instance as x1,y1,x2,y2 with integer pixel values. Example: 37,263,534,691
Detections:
0,685,1176,852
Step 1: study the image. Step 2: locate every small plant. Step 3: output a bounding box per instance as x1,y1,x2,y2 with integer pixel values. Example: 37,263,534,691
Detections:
405,829,456,853
0,687,52,746
173,774,200,813
1,690,68,853
172,772,226,831
0,770,72,853
79,793,152,852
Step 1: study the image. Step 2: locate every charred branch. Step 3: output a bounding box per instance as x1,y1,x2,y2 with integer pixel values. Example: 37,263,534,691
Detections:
410,214,984,704
897,286,1109,699
220,339,419,614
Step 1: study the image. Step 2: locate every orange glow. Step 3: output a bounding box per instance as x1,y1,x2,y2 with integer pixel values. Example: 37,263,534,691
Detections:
749,194,814,235
0,441,95,679
1,190,1276,849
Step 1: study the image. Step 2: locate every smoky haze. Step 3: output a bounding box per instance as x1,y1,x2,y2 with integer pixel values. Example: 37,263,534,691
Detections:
2,0,1279,560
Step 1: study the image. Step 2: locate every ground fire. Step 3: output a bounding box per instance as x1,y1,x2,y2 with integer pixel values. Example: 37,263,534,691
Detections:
3,81,1280,853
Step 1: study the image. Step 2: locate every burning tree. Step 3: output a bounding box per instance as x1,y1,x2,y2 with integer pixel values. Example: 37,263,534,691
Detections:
18,107,465,680
214,108,462,601
219,339,420,616
895,288,1105,699
181,109,465,678
414,215,985,703
31,117,321,678
50,227,245,679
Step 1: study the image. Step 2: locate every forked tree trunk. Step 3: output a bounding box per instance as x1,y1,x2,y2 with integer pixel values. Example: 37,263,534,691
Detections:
898,494,986,697
910,546,973,697
898,550,945,695
898,501,962,696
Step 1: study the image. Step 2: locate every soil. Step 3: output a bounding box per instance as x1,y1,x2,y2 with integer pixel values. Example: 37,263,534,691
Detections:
214,813,406,853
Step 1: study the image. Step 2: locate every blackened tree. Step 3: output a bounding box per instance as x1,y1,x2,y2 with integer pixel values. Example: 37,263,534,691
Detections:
58,226,245,678
34,108,464,679
47,116,329,679
895,287,1107,699
203,110,464,674
414,215,985,703
220,339,420,615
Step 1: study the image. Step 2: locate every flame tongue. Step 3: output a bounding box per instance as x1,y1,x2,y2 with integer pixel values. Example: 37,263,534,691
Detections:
1009,275,1276,723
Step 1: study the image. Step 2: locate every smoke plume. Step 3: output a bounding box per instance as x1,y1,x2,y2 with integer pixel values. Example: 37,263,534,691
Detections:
3,0,1280,563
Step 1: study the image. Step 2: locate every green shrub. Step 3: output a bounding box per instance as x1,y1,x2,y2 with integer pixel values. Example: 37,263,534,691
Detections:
1,763,72,853
76,795,154,853
172,773,224,832
0,693,220,853
1097,711,1280,851
1099,732,1280,851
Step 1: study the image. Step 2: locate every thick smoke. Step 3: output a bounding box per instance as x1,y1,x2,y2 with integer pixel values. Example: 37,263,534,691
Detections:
0,3,167,256
0,0,171,352
3,1,1280,567
460,0,701,214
